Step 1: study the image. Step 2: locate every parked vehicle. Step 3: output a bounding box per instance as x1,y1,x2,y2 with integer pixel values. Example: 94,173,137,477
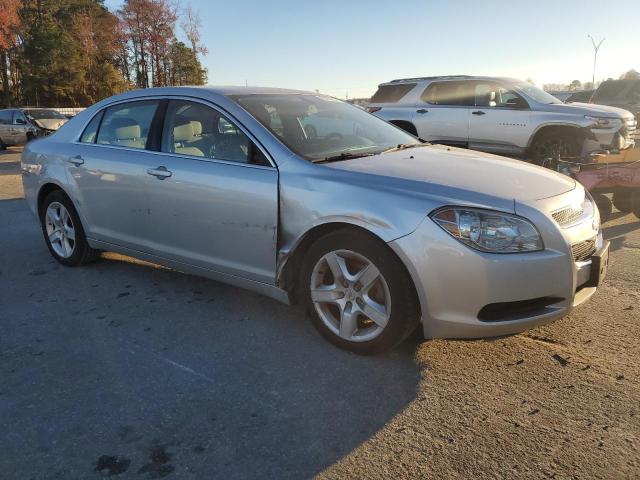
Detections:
22,87,608,354
0,108,39,149
23,108,69,134
368,76,636,162
566,90,595,103
591,79,640,130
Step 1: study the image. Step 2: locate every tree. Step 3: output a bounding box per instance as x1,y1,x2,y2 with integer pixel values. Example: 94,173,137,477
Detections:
569,79,582,91
620,69,640,80
0,0,21,106
167,39,206,86
180,5,207,56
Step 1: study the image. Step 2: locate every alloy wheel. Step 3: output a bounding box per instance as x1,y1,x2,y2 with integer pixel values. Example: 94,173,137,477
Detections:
310,249,391,342
45,202,76,258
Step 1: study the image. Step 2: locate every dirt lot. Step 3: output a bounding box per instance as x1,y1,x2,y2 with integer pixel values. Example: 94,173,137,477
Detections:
1,147,639,479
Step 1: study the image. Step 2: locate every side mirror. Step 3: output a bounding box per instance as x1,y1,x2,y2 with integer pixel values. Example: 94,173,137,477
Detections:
505,97,528,109
15,117,26,125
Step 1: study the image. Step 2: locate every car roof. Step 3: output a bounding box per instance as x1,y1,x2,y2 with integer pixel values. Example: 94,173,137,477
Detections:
105,85,314,99
380,76,522,85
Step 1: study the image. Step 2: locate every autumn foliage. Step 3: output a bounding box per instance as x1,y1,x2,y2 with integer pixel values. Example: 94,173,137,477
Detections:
0,0,207,107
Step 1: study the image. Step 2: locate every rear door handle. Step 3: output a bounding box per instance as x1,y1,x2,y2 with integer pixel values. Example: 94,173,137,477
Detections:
472,110,486,115
147,166,172,179
416,109,429,114
68,155,84,166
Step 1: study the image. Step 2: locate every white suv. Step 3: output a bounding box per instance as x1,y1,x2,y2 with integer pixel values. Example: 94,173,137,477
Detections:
368,76,636,161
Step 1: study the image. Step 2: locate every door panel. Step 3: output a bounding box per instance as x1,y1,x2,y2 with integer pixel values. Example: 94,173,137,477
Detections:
412,81,472,145
65,144,157,250
413,105,470,144
145,99,279,284
468,81,532,155
66,99,161,250
146,156,279,284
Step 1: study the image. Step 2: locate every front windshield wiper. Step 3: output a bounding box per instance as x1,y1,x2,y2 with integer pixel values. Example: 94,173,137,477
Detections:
311,152,378,164
382,142,431,153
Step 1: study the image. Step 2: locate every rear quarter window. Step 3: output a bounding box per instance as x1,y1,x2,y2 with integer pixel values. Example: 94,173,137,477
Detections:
370,83,416,103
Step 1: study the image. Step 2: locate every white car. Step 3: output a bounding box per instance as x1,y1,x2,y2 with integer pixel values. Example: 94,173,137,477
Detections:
368,76,636,161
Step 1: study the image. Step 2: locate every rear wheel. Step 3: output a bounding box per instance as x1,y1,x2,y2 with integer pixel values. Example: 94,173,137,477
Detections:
632,192,640,220
302,229,419,355
40,190,99,266
612,191,633,213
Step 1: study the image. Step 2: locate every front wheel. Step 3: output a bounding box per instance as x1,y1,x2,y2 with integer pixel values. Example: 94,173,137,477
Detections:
612,192,633,213
302,229,420,355
528,129,582,166
40,190,99,266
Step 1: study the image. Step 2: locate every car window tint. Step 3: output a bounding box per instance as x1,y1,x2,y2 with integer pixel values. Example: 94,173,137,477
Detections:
421,81,473,106
162,100,268,165
0,110,13,125
80,111,104,143
370,83,416,103
473,82,522,107
96,101,159,149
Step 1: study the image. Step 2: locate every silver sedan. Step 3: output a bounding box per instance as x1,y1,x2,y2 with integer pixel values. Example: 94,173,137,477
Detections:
21,87,609,354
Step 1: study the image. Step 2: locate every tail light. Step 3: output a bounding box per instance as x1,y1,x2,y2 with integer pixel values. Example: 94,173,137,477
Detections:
367,107,381,113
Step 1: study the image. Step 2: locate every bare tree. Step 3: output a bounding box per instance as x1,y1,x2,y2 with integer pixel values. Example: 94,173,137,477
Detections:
180,4,208,56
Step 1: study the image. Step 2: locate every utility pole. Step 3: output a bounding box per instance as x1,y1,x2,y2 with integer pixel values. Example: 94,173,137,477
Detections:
587,35,605,87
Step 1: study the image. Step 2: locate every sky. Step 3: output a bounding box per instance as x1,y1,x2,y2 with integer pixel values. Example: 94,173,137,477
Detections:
104,0,640,98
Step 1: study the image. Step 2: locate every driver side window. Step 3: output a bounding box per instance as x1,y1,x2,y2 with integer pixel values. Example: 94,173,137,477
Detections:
162,100,269,166
474,82,523,108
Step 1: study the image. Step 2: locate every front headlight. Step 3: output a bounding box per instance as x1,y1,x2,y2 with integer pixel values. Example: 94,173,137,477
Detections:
431,207,543,253
585,115,621,128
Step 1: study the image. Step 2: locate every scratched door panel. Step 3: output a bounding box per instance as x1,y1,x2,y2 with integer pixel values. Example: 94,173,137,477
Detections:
145,154,279,284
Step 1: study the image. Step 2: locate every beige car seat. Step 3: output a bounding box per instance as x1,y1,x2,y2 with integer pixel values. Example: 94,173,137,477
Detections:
103,117,145,148
173,122,204,157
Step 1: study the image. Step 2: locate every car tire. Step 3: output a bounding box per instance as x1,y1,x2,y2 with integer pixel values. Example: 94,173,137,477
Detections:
592,193,613,223
528,129,582,166
40,190,100,266
612,191,633,213
302,229,420,355
0,138,6,151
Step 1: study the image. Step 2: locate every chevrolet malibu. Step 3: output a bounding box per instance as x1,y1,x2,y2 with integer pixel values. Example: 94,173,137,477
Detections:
21,87,609,354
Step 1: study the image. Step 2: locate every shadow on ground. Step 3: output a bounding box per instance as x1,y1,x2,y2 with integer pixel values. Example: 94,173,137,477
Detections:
0,196,421,479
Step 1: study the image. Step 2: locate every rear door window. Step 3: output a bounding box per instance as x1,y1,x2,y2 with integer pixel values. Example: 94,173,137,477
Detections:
0,110,13,125
370,83,416,103
421,81,474,106
96,101,159,149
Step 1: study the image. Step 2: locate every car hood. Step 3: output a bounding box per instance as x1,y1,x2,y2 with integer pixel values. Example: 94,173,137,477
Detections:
541,101,634,119
325,145,576,202
33,118,68,130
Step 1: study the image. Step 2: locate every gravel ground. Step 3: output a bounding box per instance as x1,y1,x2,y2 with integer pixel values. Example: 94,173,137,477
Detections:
1,147,639,479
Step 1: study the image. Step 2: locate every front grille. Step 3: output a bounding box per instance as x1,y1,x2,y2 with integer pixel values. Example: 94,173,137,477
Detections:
552,206,584,226
571,238,596,262
623,117,637,143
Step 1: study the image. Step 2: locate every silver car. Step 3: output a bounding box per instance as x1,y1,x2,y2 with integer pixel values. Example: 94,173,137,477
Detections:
21,87,609,354
0,108,39,149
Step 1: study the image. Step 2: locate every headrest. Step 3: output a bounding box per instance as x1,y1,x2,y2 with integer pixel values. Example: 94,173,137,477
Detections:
190,121,202,136
109,117,141,140
174,122,194,142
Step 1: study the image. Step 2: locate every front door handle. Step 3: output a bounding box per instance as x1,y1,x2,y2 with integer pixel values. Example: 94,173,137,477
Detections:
472,110,486,115
147,166,172,179
416,108,429,114
68,155,84,166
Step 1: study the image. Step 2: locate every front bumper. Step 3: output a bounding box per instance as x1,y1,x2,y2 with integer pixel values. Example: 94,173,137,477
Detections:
585,117,637,152
389,194,604,339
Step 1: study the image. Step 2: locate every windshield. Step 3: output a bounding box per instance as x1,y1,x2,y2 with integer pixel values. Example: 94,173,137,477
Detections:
513,83,563,104
235,94,419,161
24,109,67,120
